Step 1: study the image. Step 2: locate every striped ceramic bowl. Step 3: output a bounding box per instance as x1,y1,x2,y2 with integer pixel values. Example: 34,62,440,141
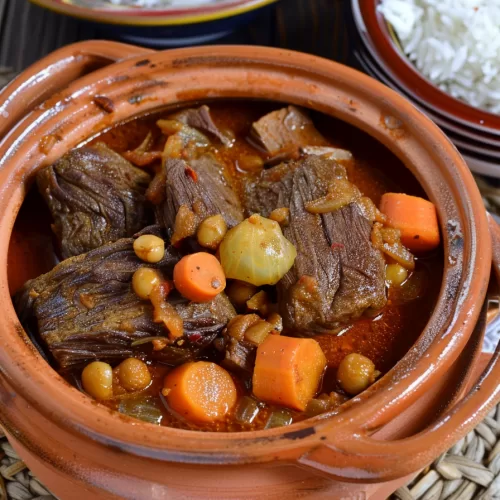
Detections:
29,0,279,47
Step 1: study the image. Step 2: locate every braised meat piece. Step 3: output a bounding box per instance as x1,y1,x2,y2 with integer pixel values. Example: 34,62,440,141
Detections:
16,227,235,370
246,155,387,332
171,105,232,146
244,161,295,216
250,106,327,162
161,154,244,243
222,337,257,375
37,142,152,259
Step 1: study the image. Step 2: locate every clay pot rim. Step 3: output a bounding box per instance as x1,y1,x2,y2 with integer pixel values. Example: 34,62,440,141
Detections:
0,44,490,463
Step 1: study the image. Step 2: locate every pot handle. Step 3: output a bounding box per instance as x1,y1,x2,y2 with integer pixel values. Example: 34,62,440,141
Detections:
0,40,154,141
298,213,500,482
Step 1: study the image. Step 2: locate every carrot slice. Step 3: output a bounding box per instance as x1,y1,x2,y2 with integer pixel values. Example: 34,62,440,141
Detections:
379,193,440,252
173,252,226,303
163,362,237,423
252,335,327,411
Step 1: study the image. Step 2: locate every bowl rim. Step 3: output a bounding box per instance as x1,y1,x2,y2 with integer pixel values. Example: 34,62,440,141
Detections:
462,152,500,177
28,0,278,26
355,44,500,148
355,45,500,177
0,44,491,465
351,0,500,135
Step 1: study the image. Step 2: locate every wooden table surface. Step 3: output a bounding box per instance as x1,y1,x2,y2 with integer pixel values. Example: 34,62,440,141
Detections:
0,0,359,73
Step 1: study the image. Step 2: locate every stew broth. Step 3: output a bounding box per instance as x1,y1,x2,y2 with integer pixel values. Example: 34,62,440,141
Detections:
12,101,443,432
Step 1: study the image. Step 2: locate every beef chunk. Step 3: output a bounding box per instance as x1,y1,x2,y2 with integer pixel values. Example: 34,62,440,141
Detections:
222,337,256,374
171,105,232,146
250,106,327,161
16,228,236,370
247,155,386,332
37,142,152,259
161,154,244,240
244,161,297,216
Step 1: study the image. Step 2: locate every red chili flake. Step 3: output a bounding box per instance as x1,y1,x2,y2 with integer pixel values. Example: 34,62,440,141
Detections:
188,333,202,343
184,166,198,182
331,243,345,251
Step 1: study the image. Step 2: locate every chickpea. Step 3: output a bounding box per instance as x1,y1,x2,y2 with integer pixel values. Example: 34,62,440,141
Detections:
115,358,151,392
385,263,408,287
132,267,161,300
337,353,377,395
197,215,227,250
226,280,258,310
133,234,165,263
82,361,113,400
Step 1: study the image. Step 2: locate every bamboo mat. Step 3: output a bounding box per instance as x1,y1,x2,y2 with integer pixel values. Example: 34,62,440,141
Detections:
0,429,54,500
1,400,500,500
394,407,500,500
1,1,500,499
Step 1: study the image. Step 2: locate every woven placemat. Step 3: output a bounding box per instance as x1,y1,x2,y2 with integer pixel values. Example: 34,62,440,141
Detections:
0,429,54,500
393,406,500,500
1,407,499,500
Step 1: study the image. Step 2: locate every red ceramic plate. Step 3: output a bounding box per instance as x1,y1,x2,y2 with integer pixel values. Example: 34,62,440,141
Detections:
351,0,500,135
355,46,500,149
447,131,500,161
355,45,500,176
29,0,278,26
462,153,500,178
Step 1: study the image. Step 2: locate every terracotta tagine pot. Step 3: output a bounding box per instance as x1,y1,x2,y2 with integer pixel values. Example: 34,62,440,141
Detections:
0,41,500,500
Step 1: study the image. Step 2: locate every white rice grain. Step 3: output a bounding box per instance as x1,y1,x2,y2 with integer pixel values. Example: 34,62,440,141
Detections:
107,0,222,7
378,0,500,114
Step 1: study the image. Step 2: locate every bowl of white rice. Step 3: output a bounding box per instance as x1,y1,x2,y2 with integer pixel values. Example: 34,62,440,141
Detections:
351,0,500,176
29,0,278,47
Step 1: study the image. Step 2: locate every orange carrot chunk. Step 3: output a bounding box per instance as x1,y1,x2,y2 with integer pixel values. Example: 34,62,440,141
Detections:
173,252,226,303
379,193,440,252
252,335,327,411
163,361,237,423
